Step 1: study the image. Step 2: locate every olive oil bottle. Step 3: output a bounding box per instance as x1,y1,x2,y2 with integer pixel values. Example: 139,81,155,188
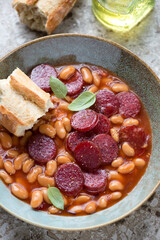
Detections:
92,0,155,32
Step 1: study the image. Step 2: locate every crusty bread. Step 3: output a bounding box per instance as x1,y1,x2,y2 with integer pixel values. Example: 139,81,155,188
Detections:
9,68,53,110
12,0,77,34
0,70,54,136
0,80,44,136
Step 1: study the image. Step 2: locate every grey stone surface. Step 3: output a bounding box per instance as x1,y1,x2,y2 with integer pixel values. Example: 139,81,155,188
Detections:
0,0,159,239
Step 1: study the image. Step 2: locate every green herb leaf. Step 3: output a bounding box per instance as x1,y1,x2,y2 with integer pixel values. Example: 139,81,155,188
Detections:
68,91,96,111
49,76,67,99
47,187,64,210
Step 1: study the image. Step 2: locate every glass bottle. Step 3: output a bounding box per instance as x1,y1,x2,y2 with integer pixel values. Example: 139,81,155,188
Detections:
92,0,155,32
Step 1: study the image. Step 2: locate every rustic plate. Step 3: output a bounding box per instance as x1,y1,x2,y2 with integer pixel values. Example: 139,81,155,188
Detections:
0,34,159,230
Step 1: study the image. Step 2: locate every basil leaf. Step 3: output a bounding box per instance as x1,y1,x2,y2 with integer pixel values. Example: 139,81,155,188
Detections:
47,187,64,210
68,91,96,111
49,76,67,99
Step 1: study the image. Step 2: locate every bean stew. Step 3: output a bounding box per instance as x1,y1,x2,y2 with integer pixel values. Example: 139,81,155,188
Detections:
0,64,152,216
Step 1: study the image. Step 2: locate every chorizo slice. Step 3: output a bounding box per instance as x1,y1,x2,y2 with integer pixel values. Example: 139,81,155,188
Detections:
93,134,118,165
92,113,111,134
119,125,147,149
116,91,141,118
74,141,102,171
64,70,83,96
28,133,56,163
30,64,57,92
55,163,84,197
83,170,107,194
66,131,93,153
94,90,119,117
71,109,98,132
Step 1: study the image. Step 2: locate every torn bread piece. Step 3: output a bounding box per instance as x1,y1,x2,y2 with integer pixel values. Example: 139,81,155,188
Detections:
12,0,77,34
9,68,53,110
0,71,54,136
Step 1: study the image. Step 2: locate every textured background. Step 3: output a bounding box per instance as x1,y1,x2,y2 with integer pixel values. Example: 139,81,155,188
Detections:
0,1,160,239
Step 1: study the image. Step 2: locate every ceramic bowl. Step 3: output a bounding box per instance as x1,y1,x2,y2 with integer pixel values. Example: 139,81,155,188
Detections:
0,34,159,230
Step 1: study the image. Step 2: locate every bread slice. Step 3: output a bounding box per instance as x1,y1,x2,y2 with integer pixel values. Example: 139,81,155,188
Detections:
9,68,53,111
12,0,77,34
0,66,54,136
0,80,47,136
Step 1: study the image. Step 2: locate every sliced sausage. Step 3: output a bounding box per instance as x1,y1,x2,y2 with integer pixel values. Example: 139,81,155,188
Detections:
71,109,98,132
28,133,57,163
90,66,108,77
116,91,141,118
63,70,83,96
92,113,111,134
66,131,94,153
119,125,147,149
55,163,84,197
93,134,118,165
30,64,57,92
94,90,119,117
83,170,107,194
74,141,102,171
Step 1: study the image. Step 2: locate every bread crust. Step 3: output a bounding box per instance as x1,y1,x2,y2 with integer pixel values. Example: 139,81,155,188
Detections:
0,69,54,136
0,106,41,136
9,68,53,110
0,105,25,126
12,0,77,34
26,0,38,5
0,106,25,136
46,0,77,34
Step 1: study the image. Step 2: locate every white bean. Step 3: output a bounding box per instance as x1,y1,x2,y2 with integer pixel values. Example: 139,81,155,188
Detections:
112,157,124,168
118,162,135,174
122,142,135,157
134,158,146,168
109,180,124,191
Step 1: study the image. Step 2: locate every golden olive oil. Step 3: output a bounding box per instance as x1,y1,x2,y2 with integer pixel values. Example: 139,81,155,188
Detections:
92,0,155,32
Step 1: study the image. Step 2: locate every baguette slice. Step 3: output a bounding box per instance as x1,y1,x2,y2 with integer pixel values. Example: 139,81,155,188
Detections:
12,0,77,34
9,68,53,111
0,80,48,136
